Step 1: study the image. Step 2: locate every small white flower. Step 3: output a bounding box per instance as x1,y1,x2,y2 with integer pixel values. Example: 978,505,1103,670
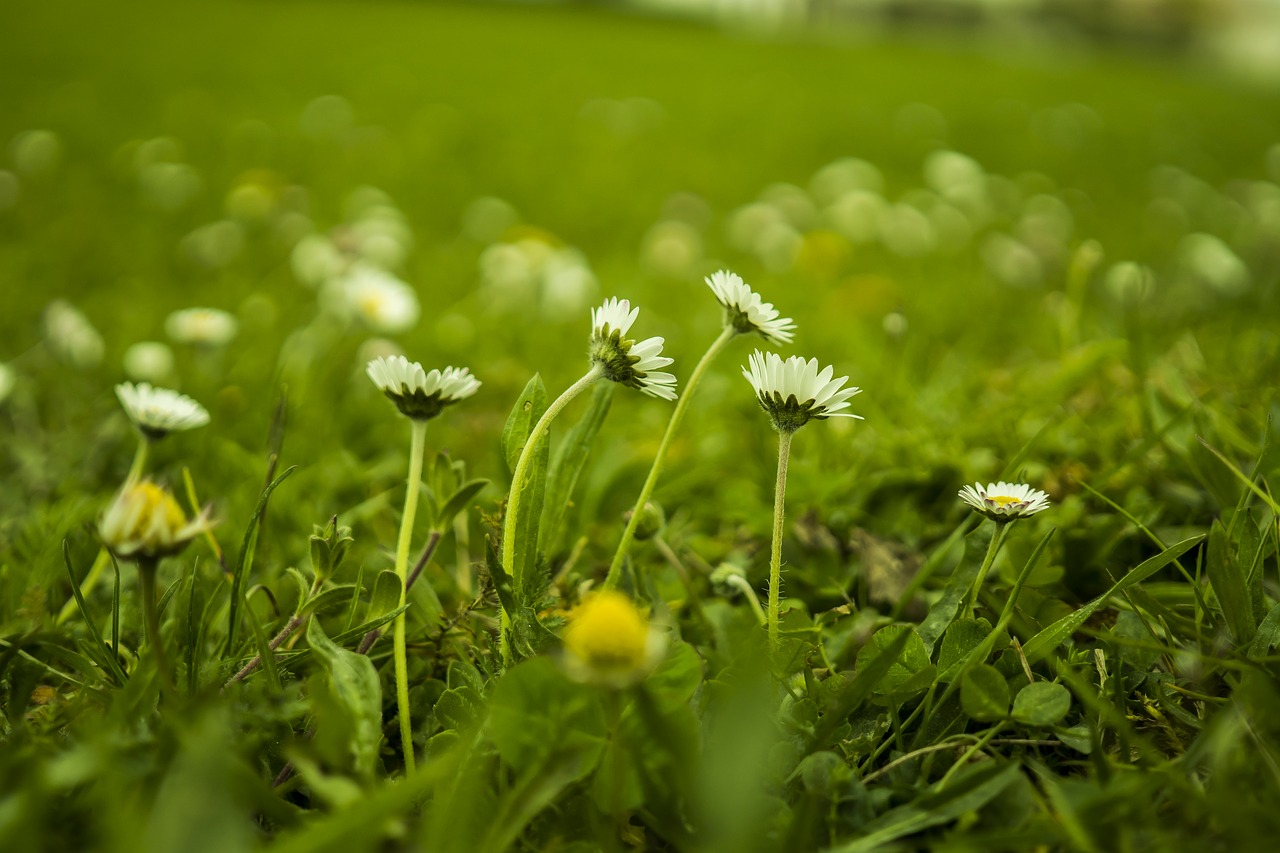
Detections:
44,300,104,368
742,350,862,433
339,264,419,334
366,355,480,421
705,270,796,345
116,382,210,438
123,341,176,383
99,479,213,560
958,482,1050,521
165,307,238,346
589,297,677,400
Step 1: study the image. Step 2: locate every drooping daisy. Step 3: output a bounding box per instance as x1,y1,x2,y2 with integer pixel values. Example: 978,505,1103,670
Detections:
99,479,213,560
706,270,796,345
958,481,1050,521
366,355,480,421
116,382,210,439
589,297,678,400
743,350,862,433
165,307,238,346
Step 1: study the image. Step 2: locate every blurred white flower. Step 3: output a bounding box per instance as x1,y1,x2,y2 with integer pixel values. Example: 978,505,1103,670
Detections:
880,204,937,257
882,312,908,338
590,298,677,400
706,270,795,345
44,300,104,368
116,382,210,438
959,482,1050,521
541,249,597,318
138,162,203,213
123,342,176,383
367,355,480,421
166,307,238,347
1178,233,1250,297
743,350,862,433
334,264,420,334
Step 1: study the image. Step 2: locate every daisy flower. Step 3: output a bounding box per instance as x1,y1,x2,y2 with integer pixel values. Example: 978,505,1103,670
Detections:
367,355,480,421
706,270,796,345
99,479,213,560
958,481,1051,521
116,382,210,439
339,263,420,334
743,350,862,433
589,297,678,400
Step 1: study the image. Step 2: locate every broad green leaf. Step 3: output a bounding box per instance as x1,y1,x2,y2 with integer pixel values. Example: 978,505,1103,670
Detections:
501,373,547,475
813,627,912,747
918,524,992,651
1248,601,1280,659
961,664,1010,722
434,685,485,732
1021,535,1203,665
433,478,490,534
487,656,606,774
366,569,403,621
501,375,551,606
540,381,614,554
937,618,992,682
854,625,931,696
306,618,382,780
1012,681,1071,726
299,584,358,616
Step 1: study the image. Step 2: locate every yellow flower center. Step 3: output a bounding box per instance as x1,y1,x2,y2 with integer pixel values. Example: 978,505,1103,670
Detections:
564,591,649,674
989,495,1021,507
357,292,387,319
134,481,189,534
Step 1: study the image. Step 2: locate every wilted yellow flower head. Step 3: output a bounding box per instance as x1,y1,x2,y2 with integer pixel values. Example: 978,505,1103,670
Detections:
99,480,212,560
562,591,664,688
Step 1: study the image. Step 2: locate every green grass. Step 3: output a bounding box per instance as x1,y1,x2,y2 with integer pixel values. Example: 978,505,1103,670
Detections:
3,1,1280,850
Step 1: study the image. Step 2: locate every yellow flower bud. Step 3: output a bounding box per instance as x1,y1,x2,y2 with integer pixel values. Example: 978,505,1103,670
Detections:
562,591,663,688
99,480,211,560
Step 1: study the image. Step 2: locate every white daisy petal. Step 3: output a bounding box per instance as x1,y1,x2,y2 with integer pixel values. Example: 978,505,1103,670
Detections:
742,350,862,432
116,382,210,438
958,481,1051,521
589,298,678,400
367,355,480,420
706,270,797,345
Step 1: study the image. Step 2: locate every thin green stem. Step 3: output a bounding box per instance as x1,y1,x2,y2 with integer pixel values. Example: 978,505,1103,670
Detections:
604,326,736,590
767,430,794,655
499,367,602,666
966,521,1009,618
138,557,173,695
57,438,152,626
394,418,428,774
727,575,767,626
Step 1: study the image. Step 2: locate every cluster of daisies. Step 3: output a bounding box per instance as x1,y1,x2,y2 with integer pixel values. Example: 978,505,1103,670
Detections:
91,268,1051,706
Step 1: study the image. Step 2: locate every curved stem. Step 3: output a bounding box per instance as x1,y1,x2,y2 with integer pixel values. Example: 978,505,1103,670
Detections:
125,437,151,485
138,557,173,695
966,521,1009,619
605,326,735,591
499,368,602,665
394,418,428,774
767,430,794,655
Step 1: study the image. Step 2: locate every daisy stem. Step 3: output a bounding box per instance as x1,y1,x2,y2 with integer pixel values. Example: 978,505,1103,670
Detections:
137,556,173,695
604,326,736,592
500,367,603,666
966,521,1009,619
56,437,152,627
767,429,794,656
393,418,428,775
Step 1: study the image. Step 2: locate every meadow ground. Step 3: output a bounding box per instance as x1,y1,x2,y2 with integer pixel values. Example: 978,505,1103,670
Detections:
2,1,1280,850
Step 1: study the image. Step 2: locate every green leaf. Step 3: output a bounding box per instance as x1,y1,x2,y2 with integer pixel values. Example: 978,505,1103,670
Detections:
1248,601,1280,659
936,618,992,683
366,569,403,621
825,762,1022,852
1021,535,1203,665
226,466,298,655
487,656,605,774
1012,681,1071,726
961,664,1010,722
813,627,912,747
1207,519,1257,645
434,685,485,732
62,541,127,686
501,373,547,476
539,381,614,554
854,625,931,696
502,374,551,606
918,524,991,651
433,478,490,534
299,584,358,617
306,618,382,780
